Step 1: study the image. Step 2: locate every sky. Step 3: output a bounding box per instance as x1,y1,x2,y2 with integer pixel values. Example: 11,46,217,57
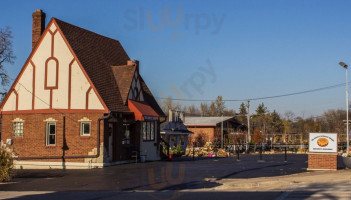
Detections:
1,0,351,118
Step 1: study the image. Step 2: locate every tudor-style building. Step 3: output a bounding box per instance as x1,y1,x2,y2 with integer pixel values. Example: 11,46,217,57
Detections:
0,10,165,169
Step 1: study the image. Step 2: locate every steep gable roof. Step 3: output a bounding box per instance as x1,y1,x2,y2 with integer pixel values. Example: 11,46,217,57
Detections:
139,76,165,117
54,18,130,112
111,65,136,104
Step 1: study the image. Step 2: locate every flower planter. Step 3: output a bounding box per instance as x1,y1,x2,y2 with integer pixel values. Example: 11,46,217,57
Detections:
342,156,351,169
171,154,182,158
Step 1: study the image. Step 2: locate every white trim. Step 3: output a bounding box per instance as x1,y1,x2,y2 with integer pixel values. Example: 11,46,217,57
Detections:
78,117,92,122
307,168,337,171
44,117,57,122
12,118,24,122
13,121,24,137
80,121,91,136
46,122,56,146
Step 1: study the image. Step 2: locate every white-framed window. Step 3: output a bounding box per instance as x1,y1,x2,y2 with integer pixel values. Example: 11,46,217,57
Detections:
141,121,157,141
78,117,92,136
122,124,130,144
142,122,147,140
46,122,56,146
80,122,91,136
150,122,154,141
12,118,24,137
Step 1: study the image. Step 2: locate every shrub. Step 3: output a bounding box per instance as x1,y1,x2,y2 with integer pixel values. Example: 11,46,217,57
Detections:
195,132,209,147
170,145,184,156
0,141,14,182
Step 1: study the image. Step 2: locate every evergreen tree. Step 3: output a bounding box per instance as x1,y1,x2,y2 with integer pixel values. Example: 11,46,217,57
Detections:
256,103,268,115
238,102,247,124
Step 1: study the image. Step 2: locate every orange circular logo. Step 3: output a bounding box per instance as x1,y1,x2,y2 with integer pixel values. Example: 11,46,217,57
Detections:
317,138,329,147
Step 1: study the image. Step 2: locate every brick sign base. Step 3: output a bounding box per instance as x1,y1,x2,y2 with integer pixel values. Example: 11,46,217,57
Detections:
308,153,337,170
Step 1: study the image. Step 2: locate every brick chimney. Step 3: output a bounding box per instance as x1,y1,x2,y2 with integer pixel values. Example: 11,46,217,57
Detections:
127,60,140,73
32,9,46,50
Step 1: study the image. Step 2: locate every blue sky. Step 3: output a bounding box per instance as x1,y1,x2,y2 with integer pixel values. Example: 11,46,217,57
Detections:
1,0,351,117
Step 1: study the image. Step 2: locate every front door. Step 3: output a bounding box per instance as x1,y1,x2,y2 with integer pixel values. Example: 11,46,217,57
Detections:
111,122,139,161
112,122,121,162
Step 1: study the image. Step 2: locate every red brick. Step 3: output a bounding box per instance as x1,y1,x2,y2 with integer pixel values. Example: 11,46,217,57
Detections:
1,113,104,162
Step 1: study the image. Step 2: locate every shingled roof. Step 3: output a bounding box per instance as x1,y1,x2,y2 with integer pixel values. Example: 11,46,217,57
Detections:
140,76,165,117
111,65,136,104
55,18,130,112
54,18,165,116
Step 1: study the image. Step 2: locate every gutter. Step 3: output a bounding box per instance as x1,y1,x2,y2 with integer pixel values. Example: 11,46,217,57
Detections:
160,116,167,123
17,112,111,160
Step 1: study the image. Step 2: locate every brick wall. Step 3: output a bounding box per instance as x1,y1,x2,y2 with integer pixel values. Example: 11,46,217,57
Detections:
308,153,337,170
1,113,104,162
187,127,215,145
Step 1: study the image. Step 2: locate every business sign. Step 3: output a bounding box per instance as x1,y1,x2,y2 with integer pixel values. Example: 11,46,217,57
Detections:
309,133,337,153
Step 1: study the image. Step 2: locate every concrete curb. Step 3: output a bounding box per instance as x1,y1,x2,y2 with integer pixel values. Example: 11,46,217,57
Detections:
227,180,291,189
216,169,351,190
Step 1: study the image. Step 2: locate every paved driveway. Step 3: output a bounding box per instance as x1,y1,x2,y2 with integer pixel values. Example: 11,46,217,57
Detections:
0,154,318,199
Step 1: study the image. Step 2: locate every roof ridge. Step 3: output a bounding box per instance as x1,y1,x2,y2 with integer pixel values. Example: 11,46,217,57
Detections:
53,18,121,43
54,17,130,112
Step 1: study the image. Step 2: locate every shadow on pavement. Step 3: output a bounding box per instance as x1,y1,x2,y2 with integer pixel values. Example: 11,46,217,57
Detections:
2,191,283,200
5,181,349,200
0,154,313,192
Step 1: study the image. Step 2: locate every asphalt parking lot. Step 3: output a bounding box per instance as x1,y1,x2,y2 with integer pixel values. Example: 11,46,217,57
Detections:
0,154,348,200
0,154,308,191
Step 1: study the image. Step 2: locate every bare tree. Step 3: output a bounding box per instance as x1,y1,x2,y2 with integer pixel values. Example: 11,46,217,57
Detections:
159,97,181,114
0,27,15,76
200,103,208,116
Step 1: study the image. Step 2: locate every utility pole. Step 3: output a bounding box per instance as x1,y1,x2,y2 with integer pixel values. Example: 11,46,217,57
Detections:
339,62,349,154
221,114,223,148
346,65,349,154
246,100,250,153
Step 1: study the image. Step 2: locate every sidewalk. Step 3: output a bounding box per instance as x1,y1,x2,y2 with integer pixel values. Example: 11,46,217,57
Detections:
215,169,351,191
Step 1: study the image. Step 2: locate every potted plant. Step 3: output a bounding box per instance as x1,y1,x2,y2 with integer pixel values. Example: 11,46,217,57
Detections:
342,153,351,169
170,145,184,158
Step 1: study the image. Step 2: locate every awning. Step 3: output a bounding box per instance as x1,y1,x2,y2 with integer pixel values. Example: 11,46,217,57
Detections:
128,100,159,121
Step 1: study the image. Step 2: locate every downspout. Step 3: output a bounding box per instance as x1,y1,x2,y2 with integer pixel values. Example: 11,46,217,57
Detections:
17,112,111,160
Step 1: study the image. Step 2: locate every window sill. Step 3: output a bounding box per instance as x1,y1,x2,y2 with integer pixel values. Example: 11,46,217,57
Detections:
80,135,91,138
45,145,56,148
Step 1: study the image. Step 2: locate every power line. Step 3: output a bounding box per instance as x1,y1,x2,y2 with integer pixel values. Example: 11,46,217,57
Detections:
157,82,349,102
2,76,83,124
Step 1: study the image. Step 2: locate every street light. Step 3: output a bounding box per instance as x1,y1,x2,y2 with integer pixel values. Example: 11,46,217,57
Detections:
339,61,349,154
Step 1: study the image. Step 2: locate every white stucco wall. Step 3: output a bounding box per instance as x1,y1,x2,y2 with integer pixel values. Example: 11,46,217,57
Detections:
140,140,160,161
16,63,33,110
2,22,105,112
2,91,17,111
70,61,90,109
88,89,104,110
32,30,51,109
51,31,72,109
140,122,160,161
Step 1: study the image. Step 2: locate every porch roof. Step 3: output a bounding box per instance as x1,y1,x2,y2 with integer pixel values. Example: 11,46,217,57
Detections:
128,100,159,121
